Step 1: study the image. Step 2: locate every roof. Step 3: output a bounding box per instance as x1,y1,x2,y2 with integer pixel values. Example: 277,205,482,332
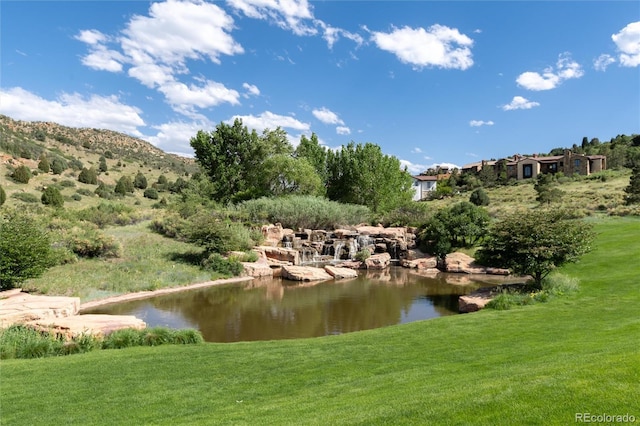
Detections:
412,175,438,181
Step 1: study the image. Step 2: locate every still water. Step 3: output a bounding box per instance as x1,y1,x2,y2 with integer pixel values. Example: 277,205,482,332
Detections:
85,267,498,343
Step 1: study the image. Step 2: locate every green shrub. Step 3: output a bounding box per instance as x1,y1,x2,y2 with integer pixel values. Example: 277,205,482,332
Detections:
172,328,205,344
381,202,432,227
38,156,50,173
76,188,94,197
187,215,258,254
71,194,82,202
134,172,148,189
94,182,113,199
78,167,98,184
11,192,40,203
51,158,67,175
354,249,371,262
469,188,490,206
0,185,5,206
229,251,259,263
0,212,53,290
149,212,189,240
141,327,175,346
75,202,143,228
541,273,580,296
144,187,159,199
115,175,134,195
11,165,32,183
41,187,64,207
485,290,532,310
65,227,121,258
58,179,76,188
202,253,243,276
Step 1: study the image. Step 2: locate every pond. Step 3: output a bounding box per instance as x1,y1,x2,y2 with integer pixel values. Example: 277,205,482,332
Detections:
84,267,505,343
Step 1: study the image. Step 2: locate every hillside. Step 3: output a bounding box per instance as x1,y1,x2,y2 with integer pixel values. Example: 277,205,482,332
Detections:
0,115,200,209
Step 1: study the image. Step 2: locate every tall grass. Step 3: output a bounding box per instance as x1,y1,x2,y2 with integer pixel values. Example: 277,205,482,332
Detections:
238,195,371,229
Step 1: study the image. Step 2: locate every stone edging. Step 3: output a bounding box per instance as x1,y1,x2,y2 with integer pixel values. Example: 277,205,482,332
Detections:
79,276,254,312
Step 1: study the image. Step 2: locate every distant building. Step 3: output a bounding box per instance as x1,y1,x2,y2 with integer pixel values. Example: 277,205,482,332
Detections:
462,150,606,180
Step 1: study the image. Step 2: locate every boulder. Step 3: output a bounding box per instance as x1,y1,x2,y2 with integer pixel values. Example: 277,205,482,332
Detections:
336,260,364,270
242,260,273,277
261,224,284,246
0,291,80,328
401,256,438,269
258,246,300,265
405,248,429,261
355,225,384,236
365,253,391,270
459,287,495,313
324,266,358,279
281,266,333,282
379,227,406,239
445,252,509,275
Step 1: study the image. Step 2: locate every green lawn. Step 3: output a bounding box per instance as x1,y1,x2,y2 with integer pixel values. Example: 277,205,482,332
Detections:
1,217,639,425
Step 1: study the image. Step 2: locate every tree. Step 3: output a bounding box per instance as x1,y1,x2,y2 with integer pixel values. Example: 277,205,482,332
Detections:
38,155,50,173
0,185,6,206
624,166,640,205
51,158,66,175
257,155,324,197
476,209,594,289
534,173,564,205
190,119,261,202
11,165,32,184
295,133,327,182
418,202,489,264
134,172,148,190
41,186,64,207
99,156,108,173
115,176,134,195
469,188,490,206
144,187,159,199
0,212,53,290
78,167,98,184
326,142,413,213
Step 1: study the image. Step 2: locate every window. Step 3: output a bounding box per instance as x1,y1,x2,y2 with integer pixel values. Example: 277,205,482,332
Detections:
549,163,557,173
574,159,581,168
523,164,533,178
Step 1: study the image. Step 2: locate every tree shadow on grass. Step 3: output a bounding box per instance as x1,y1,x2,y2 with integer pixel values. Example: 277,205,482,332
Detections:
166,250,207,267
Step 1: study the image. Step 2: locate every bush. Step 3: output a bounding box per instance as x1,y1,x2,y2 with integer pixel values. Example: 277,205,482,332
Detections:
38,156,50,173
469,188,490,206
78,167,98,184
380,202,432,227
0,185,5,206
101,328,142,349
65,227,121,258
75,202,143,228
11,192,40,203
51,158,66,175
238,195,371,229
58,179,76,188
134,172,148,189
150,212,189,240
115,175,134,195
94,182,113,199
143,187,159,199
186,215,259,254
354,249,371,262
0,212,53,290
202,253,243,276
41,186,64,207
11,165,32,183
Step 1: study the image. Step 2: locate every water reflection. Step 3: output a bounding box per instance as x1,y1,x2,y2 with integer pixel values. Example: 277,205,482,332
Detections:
85,267,500,343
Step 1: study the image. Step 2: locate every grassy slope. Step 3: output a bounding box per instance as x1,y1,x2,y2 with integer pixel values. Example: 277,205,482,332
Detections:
2,217,638,425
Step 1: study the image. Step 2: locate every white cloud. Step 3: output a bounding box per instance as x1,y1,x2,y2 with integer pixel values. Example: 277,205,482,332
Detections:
242,82,260,97
336,126,350,135
370,24,474,70
411,147,423,153
516,52,584,90
75,0,244,118
0,87,144,136
612,21,640,67
594,54,616,71
399,159,427,174
227,0,317,36
146,120,208,156
230,111,310,133
315,20,364,49
502,96,540,111
312,107,344,125
469,120,494,127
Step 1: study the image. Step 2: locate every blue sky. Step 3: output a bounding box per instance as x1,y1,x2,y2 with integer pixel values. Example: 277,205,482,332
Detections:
1,1,638,173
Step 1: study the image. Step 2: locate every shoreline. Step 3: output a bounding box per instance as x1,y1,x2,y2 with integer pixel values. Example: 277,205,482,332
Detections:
79,276,254,312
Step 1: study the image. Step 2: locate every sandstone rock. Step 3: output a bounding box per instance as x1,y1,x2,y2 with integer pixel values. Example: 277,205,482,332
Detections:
334,228,358,238
242,260,273,277
336,260,364,270
281,266,333,282
27,314,146,338
459,287,495,313
324,265,358,279
445,252,508,275
365,253,391,270
405,249,429,261
261,224,284,246
258,246,300,265
355,225,384,236
401,256,438,269
1,292,80,328
380,227,406,239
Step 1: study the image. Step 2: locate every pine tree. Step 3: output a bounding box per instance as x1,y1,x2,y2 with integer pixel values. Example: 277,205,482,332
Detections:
624,167,640,205
38,155,50,173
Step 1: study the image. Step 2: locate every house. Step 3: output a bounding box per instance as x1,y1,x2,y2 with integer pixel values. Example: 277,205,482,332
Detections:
411,175,438,201
462,150,606,181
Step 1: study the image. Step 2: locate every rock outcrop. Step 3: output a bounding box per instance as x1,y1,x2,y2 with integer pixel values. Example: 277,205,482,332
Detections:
281,266,333,282
324,266,358,279
365,253,391,270
445,252,510,275
458,287,496,313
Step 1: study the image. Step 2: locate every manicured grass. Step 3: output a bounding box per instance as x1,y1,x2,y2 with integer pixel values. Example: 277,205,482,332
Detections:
22,221,217,301
2,217,638,425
